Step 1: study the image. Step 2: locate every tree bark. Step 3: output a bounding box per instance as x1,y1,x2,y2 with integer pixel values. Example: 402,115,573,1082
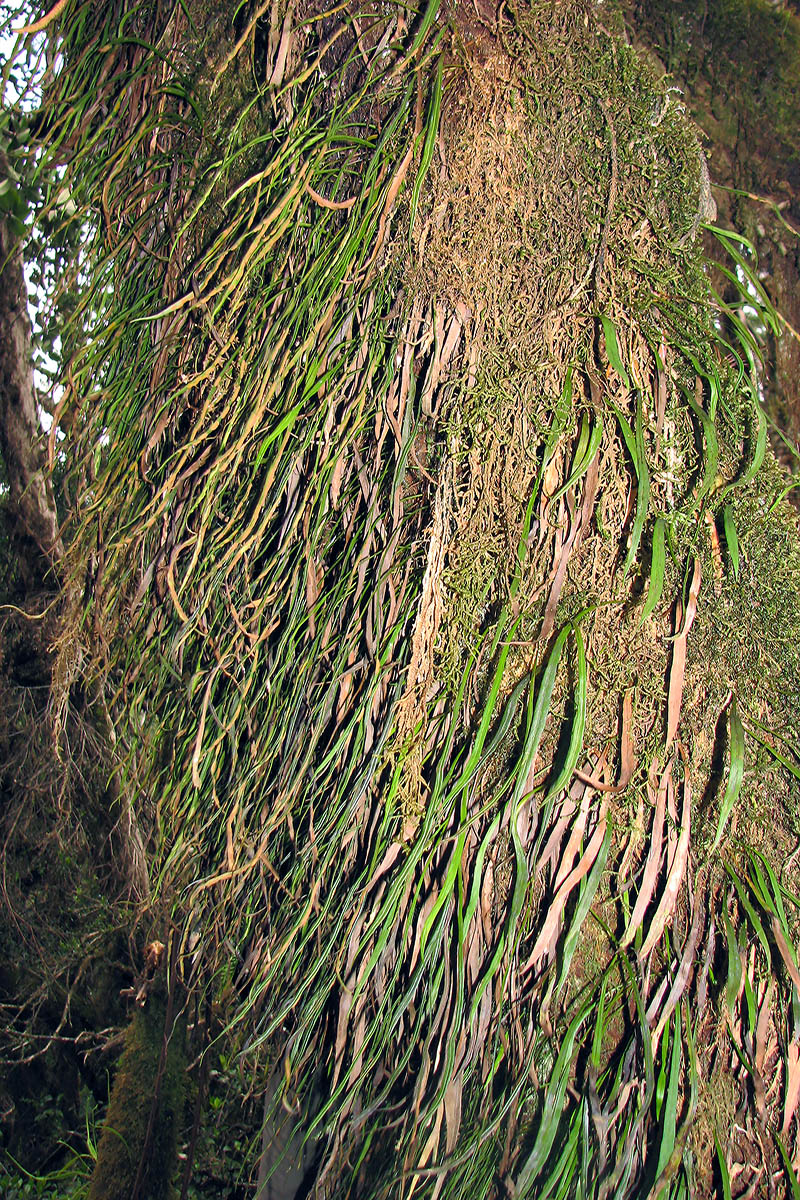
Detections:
0,148,62,585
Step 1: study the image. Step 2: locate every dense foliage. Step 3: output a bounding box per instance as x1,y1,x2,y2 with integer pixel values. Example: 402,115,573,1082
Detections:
1,1,800,1197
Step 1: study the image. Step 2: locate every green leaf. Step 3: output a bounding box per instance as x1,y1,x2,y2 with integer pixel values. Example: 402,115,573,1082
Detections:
511,369,573,600
655,1020,669,1121
554,822,611,998
600,313,631,390
534,1107,581,1200
723,505,740,580
640,517,666,625
721,900,742,1022
549,414,603,507
655,1008,682,1188
0,176,27,219
514,1002,592,1194
606,390,649,575
407,0,442,57
512,622,573,810
741,720,800,783
541,624,587,802
726,863,771,968
774,1130,800,1200
715,1132,733,1200
424,633,519,952
713,699,744,851
741,399,768,489
469,622,574,1022
409,55,443,238
627,389,651,575
682,384,719,506
749,849,792,933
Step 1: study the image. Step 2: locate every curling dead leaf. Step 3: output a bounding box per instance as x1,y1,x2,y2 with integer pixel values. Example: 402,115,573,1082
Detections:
621,757,671,948
191,676,214,788
674,556,702,639
666,558,701,749
639,749,692,960
16,0,70,34
652,870,705,1043
574,691,635,793
540,490,585,642
772,917,800,994
536,791,578,879
405,1104,442,1200
553,783,594,890
525,796,608,972
444,1048,465,1153
782,1041,800,1139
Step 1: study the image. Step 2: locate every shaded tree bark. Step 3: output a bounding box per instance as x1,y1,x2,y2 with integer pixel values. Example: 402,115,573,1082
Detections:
631,0,800,461
0,147,62,585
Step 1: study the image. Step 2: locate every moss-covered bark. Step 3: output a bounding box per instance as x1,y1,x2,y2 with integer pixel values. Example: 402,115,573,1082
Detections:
4,1,800,1197
88,971,186,1200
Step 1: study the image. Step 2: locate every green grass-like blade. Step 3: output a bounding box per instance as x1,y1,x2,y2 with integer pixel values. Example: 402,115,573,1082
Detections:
469,622,573,1022
715,1133,733,1200
654,1009,682,1189
726,864,772,970
461,675,530,936
738,395,768,491
514,1001,593,1195
723,505,740,580
541,624,587,802
682,384,719,506
534,1107,581,1200
741,720,800,783
423,628,523,954
408,54,443,238
512,370,574,599
407,0,442,58
640,517,666,624
713,698,744,851
606,391,649,575
627,389,650,575
775,1130,800,1200
749,849,790,929
549,414,603,507
553,821,611,998
600,312,631,390
512,623,574,810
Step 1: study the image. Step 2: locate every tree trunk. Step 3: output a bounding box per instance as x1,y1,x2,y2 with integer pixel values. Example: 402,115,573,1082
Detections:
0,148,62,585
14,1,800,1197
88,950,187,1200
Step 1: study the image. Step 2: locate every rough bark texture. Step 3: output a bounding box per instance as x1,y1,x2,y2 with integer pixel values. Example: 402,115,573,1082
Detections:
0,148,62,583
87,961,187,1200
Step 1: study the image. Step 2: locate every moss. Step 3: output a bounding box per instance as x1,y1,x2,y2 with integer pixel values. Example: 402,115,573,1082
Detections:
88,976,187,1200
692,460,800,848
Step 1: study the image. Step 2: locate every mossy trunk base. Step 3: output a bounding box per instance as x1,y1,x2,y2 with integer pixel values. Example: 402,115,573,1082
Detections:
88,980,186,1200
